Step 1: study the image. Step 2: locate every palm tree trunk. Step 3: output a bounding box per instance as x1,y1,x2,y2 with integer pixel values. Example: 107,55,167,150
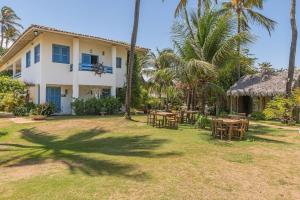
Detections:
125,0,141,119
5,37,9,49
237,11,241,79
0,25,4,48
286,0,298,96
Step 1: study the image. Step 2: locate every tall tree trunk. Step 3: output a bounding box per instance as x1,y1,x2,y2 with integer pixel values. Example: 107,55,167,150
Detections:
286,0,298,96
125,0,141,119
237,11,241,79
5,37,9,49
0,25,4,48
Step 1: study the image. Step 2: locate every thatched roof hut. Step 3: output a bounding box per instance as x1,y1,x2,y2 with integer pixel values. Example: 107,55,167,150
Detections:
227,70,300,97
226,70,300,115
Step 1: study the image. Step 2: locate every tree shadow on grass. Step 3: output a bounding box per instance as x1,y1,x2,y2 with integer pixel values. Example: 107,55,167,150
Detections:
245,125,292,145
202,124,292,145
0,128,180,180
0,131,8,137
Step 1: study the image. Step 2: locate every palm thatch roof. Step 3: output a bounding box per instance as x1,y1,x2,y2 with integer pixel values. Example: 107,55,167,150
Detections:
227,70,300,97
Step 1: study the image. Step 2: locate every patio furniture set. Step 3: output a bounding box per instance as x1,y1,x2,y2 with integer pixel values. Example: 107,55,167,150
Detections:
147,110,198,129
211,114,249,140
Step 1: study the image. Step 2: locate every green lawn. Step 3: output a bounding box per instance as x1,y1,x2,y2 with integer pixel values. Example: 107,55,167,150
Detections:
0,115,300,199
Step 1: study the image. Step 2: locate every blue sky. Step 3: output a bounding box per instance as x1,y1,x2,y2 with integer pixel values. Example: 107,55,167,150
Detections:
1,0,299,68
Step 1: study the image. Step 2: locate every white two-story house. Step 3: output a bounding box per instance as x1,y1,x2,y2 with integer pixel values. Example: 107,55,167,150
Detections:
0,25,148,114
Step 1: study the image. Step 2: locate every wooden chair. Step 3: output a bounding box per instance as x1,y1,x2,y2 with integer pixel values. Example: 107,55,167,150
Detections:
147,111,156,127
166,115,178,129
180,111,187,123
215,120,227,140
155,115,164,128
211,118,217,137
232,119,247,140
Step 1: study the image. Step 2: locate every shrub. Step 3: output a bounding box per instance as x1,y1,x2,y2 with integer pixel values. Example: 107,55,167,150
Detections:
0,92,25,112
13,106,28,116
30,103,55,116
13,102,36,116
72,99,85,115
251,111,266,120
71,97,121,115
195,114,211,129
263,96,295,121
0,76,26,113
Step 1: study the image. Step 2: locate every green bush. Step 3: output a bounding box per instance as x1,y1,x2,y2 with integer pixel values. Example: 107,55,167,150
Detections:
263,95,295,121
71,97,121,115
13,106,28,116
195,114,211,129
30,103,55,116
0,76,26,113
72,99,85,115
251,111,266,120
0,92,25,112
13,102,36,116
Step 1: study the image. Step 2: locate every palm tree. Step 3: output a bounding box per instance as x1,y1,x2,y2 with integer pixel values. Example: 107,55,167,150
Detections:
286,0,298,96
0,6,23,48
173,10,253,110
221,0,276,78
171,0,217,17
4,26,20,48
143,49,179,109
125,0,141,119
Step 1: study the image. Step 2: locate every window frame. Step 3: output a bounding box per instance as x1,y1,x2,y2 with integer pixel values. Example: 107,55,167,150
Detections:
52,44,70,64
34,44,40,64
116,57,122,68
26,51,31,68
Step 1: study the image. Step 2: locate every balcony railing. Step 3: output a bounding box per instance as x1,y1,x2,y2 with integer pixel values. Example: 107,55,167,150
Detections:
79,63,113,74
14,72,21,78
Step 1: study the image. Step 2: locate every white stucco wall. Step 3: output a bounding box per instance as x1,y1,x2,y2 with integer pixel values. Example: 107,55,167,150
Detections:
1,36,42,84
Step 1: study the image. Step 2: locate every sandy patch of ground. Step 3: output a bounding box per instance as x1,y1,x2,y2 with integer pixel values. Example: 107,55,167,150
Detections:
0,160,67,184
10,117,43,124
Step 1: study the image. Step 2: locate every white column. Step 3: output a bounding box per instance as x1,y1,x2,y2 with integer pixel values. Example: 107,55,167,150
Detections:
12,63,16,79
38,33,46,104
72,38,80,99
34,84,40,104
39,82,46,104
111,46,117,97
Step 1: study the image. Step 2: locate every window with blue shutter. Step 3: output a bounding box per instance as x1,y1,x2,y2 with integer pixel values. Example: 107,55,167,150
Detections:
26,51,31,68
82,54,91,65
34,44,40,63
52,44,70,64
116,57,122,68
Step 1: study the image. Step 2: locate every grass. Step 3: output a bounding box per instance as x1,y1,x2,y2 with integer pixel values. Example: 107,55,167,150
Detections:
0,115,300,199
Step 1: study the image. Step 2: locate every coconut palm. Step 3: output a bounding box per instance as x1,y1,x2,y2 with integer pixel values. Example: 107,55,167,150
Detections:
125,0,141,119
221,0,276,78
143,49,179,108
172,10,253,110
4,26,20,48
0,6,23,48
171,0,217,17
286,0,298,96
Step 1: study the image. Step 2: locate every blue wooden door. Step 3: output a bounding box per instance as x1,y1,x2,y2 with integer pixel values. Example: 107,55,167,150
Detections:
46,87,61,112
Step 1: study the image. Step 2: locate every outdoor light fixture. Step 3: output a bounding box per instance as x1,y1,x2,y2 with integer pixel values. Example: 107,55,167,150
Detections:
33,30,38,37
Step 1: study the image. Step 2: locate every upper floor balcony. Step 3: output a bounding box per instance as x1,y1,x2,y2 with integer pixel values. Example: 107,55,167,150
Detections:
79,63,113,74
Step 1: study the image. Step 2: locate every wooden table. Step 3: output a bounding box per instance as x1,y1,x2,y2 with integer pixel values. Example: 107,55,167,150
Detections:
219,118,241,140
155,112,177,127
